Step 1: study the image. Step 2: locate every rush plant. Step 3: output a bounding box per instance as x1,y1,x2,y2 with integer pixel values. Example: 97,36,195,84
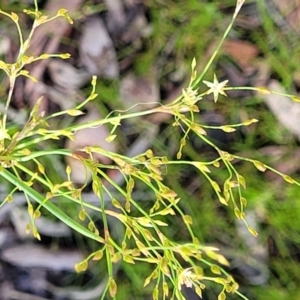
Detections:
0,1,299,299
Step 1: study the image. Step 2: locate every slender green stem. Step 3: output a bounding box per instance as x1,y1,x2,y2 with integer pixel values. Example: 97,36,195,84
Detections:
0,168,104,243
192,1,243,87
12,149,72,161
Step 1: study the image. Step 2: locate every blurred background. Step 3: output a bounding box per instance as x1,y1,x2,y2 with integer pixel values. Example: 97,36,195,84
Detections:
1,0,300,299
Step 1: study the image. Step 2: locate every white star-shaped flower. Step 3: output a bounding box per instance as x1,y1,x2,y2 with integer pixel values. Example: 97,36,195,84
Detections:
203,74,229,102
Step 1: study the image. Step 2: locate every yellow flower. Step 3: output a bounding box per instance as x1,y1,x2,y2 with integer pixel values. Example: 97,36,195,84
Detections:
0,128,11,141
178,268,195,290
203,74,229,102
